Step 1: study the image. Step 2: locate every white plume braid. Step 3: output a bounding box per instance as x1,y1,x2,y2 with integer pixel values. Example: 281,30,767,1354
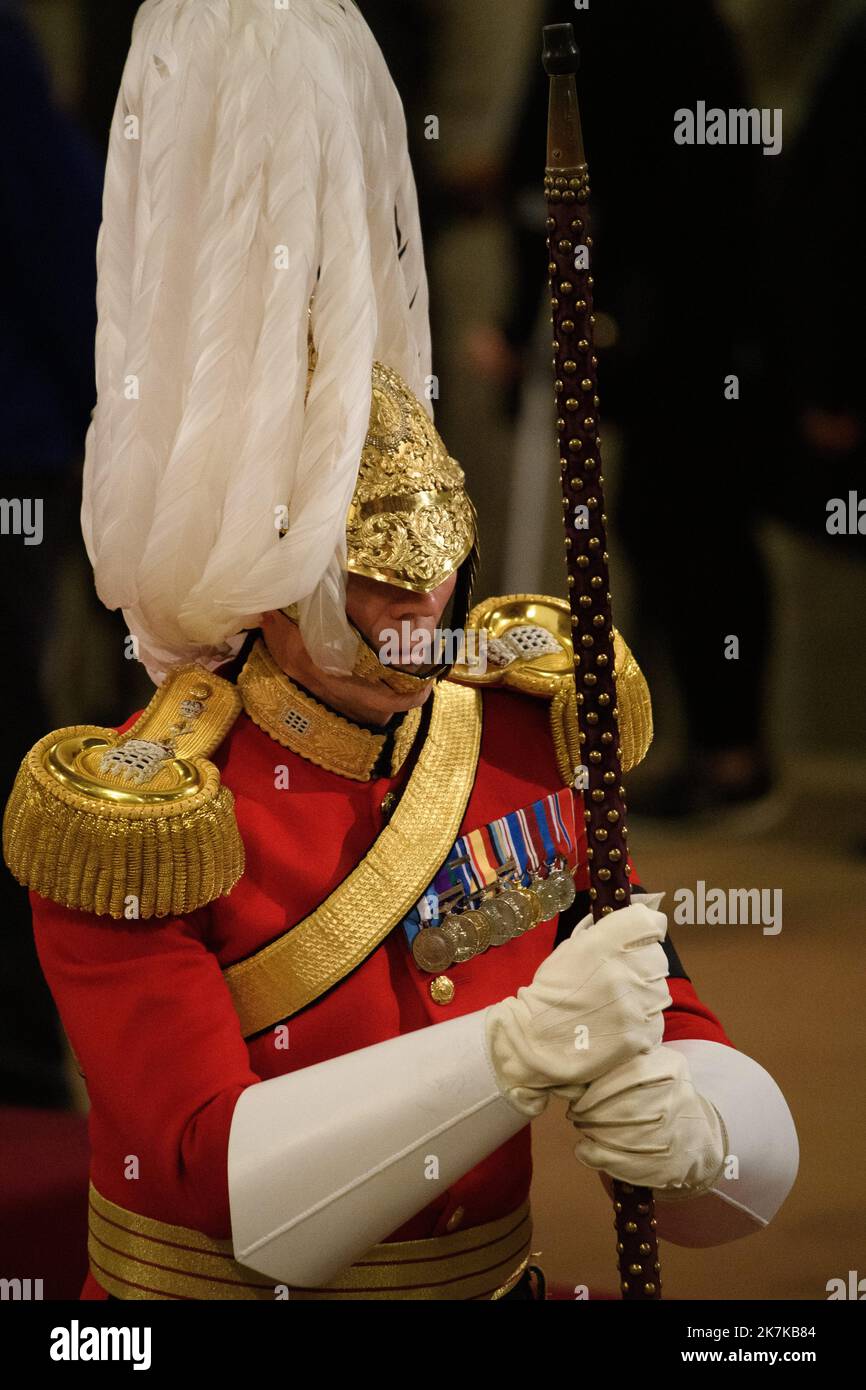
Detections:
81,0,431,685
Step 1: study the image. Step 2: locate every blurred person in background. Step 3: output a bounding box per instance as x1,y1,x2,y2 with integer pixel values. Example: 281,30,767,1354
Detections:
750,0,866,546
468,0,770,822
468,0,866,825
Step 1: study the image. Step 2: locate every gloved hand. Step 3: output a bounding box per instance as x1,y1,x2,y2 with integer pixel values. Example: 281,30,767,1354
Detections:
567,1044,728,1196
485,896,671,1118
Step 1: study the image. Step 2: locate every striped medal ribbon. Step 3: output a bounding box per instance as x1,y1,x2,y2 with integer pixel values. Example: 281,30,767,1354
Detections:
405,789,579,973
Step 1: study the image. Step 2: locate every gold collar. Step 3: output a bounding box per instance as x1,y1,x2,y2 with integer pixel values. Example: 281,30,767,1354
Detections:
237,638,423,782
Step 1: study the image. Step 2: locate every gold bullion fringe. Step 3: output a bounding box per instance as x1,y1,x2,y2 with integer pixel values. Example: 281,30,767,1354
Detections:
549,638,653,789
549,682,581,788
87,1183,532,1301
3,729,245,920
614,633,654,774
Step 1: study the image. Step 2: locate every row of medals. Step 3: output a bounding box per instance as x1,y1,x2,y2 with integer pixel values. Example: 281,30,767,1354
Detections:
412,863,577,974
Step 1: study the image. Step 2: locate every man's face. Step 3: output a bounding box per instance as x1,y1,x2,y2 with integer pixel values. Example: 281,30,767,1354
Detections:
345,571,458,673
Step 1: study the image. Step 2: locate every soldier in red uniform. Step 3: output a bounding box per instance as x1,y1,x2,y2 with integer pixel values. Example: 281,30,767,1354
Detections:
3,0,797,1300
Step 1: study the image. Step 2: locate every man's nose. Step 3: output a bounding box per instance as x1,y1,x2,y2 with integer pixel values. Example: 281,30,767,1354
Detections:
389,586,441,620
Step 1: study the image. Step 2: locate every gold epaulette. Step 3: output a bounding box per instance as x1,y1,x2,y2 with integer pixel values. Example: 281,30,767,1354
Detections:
3,666,244,920
448,593,653,787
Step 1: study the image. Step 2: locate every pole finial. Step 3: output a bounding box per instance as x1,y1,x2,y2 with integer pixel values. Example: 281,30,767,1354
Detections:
542,23,579,76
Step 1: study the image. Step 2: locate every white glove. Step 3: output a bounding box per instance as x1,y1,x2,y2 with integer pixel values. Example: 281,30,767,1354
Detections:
485,897,672,1118
567,1044,728,1196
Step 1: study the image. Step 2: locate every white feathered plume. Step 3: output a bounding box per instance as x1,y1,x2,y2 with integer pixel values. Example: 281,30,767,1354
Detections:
81,0,431,685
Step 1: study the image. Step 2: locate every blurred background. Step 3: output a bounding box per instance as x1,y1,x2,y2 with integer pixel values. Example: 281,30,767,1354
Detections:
1,0,864,1300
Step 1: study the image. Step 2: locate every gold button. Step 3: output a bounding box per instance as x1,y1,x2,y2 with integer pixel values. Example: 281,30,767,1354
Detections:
189,683,212,701
445,1206,465,1233
430,975,455,1005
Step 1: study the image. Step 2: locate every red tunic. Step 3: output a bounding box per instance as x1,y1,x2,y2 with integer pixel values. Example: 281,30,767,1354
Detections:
29,682,732,1300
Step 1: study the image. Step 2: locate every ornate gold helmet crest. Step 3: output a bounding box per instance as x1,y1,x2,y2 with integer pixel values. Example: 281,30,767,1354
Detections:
292,343,479,688
306,332,477,594
347,362,476,593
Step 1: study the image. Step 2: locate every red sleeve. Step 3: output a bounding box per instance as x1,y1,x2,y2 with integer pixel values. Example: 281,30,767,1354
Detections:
663,976,735,1048
31,890,259,1237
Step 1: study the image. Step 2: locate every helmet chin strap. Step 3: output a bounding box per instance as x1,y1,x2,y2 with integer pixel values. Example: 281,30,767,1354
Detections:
348,620,447,694
277,541,479,693
275,606,441,694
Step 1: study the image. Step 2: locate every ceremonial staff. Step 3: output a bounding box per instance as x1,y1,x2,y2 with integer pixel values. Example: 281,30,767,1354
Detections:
542,22,662,1302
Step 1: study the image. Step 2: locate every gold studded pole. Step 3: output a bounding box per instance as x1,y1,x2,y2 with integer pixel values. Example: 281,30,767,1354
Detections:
542,22,661,1303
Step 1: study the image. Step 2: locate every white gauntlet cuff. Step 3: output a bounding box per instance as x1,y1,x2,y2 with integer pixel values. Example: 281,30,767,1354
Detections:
228,1008,528,1288
654,1040,798,1246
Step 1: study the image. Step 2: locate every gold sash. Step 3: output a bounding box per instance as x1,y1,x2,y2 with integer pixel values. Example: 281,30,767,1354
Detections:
222,680,482,1037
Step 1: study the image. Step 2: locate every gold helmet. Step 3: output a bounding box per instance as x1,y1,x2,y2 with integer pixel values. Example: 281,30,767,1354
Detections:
346,362,477,594
285,350,480,690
